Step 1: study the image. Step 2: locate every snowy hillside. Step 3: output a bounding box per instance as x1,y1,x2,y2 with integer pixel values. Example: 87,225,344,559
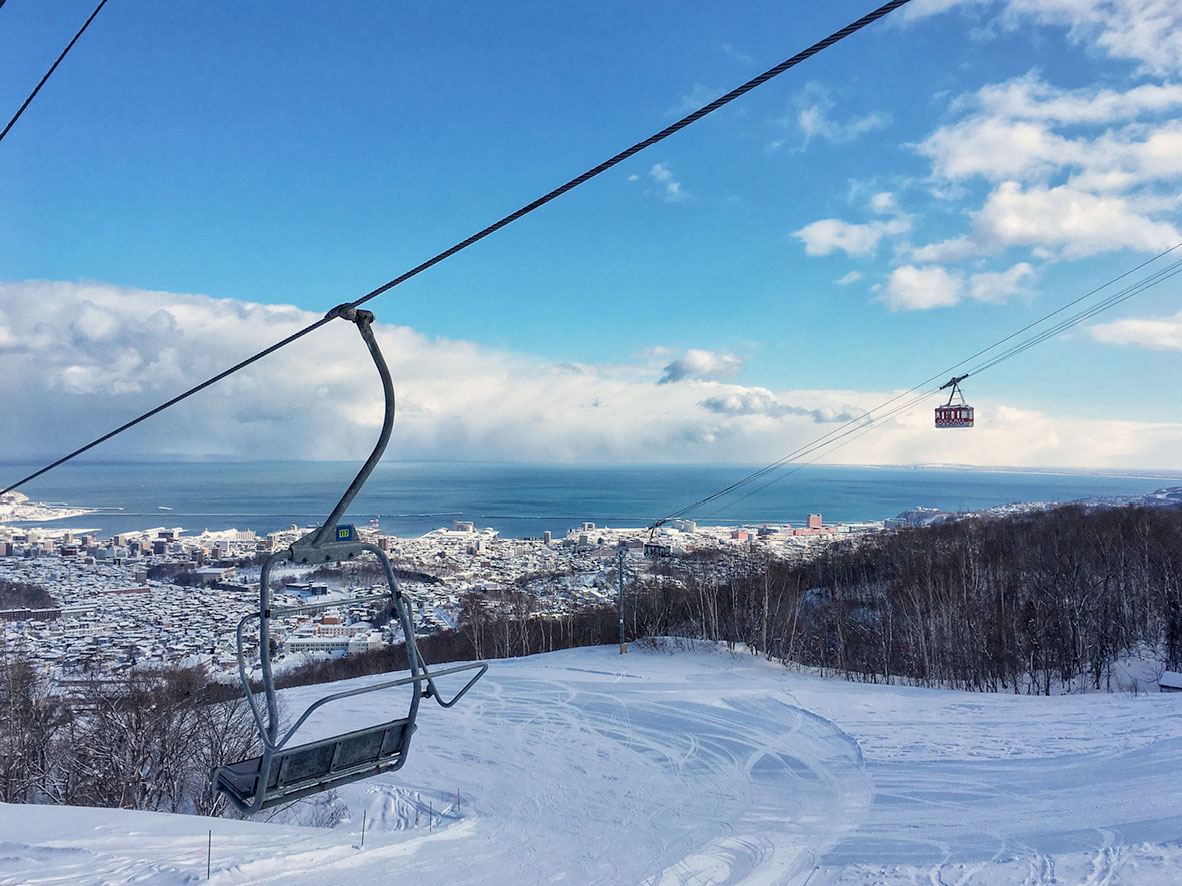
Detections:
2,643,1181,884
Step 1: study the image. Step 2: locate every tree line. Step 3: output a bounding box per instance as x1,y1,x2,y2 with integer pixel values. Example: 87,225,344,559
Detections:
0,578,58,614
628,504,1182,692
0,658,257,814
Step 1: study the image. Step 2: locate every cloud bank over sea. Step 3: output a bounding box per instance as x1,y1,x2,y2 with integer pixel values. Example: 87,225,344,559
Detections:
2,280,1180,469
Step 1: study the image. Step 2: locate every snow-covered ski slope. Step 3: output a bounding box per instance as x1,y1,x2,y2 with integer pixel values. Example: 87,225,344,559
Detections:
3,643,1181,885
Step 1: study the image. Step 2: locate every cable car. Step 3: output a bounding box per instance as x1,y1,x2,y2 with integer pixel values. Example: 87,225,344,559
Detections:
935,375,974,428
643,541,672,558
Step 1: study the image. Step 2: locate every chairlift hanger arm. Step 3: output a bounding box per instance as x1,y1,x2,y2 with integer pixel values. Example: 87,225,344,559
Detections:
310,305,394,547
255,305,397,745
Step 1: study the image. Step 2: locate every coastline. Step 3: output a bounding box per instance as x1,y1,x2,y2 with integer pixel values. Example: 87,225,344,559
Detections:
0,490,98,524
3,461,1181,541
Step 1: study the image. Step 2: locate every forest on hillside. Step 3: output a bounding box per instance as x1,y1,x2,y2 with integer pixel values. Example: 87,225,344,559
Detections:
0,662,256,812
446,504,1182,694
731,505,1182,691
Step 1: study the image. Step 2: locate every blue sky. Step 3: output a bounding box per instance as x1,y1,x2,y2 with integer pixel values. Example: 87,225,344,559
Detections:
2,0,1181,468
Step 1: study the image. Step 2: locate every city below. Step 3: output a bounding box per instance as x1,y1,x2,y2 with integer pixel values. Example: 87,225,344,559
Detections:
0,489,883,680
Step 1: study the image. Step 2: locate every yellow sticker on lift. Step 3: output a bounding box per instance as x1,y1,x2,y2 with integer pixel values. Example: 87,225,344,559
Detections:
336,525,356,541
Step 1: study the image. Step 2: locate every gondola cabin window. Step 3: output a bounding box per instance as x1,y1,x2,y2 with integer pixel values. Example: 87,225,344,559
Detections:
934,404,974,428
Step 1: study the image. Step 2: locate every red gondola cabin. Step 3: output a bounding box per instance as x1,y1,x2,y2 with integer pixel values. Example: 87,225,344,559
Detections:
934,403,974,428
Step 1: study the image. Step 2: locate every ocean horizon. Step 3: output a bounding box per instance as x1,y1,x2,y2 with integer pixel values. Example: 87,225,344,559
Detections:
4,459,1181,540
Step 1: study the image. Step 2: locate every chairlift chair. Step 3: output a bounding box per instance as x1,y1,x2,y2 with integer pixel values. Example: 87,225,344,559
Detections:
934,375,974,429
214,305,487,815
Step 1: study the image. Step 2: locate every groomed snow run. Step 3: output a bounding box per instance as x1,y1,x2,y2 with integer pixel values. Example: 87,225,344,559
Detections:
3,643,1181,885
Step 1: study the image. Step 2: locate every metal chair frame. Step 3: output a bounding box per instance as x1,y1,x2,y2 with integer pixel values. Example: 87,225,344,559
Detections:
213,305,487,815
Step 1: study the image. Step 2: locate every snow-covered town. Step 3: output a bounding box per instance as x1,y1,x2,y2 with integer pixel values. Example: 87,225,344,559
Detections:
0,506,882,680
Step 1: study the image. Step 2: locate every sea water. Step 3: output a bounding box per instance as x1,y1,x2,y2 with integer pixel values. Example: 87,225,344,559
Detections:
4,460,1181,540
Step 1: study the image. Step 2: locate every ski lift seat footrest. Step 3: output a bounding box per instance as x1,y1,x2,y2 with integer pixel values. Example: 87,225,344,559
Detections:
215,718,415,812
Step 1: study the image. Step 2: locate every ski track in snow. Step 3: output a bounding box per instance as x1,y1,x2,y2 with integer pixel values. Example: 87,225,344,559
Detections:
2,644,1181,884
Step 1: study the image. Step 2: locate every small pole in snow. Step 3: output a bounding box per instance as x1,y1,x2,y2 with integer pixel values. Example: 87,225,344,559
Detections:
618,547,627,654
361,810,366,849
207,830,212,880
429,801,433,833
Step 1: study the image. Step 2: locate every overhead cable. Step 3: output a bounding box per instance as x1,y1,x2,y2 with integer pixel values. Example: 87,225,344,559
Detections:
1,0,915,496
0,0,109,146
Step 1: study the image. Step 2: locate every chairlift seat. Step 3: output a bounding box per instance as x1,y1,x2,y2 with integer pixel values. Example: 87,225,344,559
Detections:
215,718,414,811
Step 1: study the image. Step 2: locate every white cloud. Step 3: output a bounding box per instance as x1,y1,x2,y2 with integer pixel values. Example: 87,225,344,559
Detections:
878,255,1038,311
972,73,1182,124
909,236,982,263
812,399,1182,471
3,281,1181,469
974,182,1180,257
898,71,1182,265
658,349,744,384
791,83,891,146
904,0,1182,76
799,106,890,144
1089,310,1182,349
697,387,867,424
899,0,987,21
835,271,864,285
880,265,964,310
794,217,909,258
967,262,1036,303
648,163,689,203
917,115,1074,182
1004,0,1182,76
794,70,1182,313
891,1,1182,324
918,105,1182,195
870,192,898,214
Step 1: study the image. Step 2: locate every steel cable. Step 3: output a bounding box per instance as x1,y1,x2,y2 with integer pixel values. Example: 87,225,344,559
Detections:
0,0,109,145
